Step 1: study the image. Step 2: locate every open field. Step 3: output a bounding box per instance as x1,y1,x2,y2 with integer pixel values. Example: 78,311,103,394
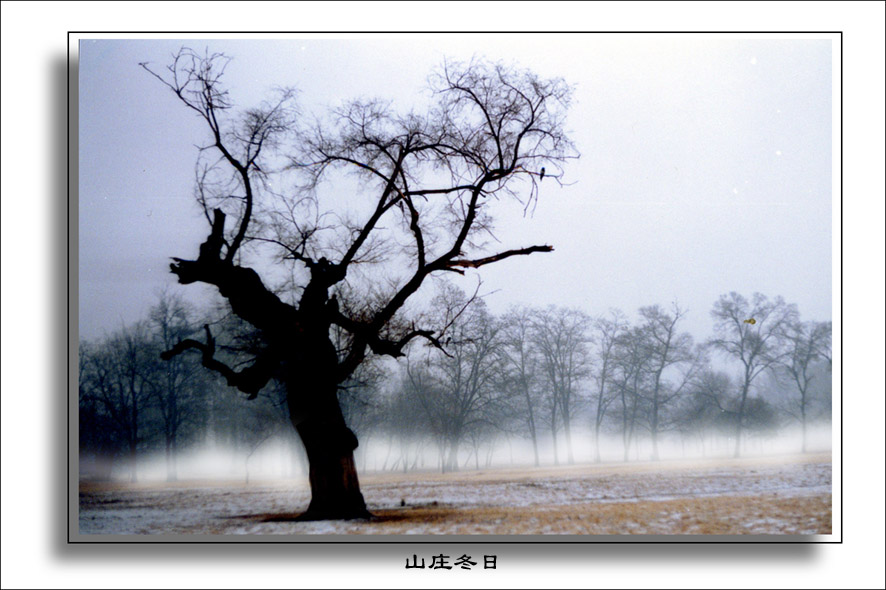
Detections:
78,453,831,536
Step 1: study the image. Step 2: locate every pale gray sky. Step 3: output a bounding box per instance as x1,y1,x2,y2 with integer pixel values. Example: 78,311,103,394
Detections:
78,35,833,342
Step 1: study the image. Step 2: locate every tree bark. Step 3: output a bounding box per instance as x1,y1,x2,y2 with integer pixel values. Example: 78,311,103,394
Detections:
295,423,368,520
286,366,370,520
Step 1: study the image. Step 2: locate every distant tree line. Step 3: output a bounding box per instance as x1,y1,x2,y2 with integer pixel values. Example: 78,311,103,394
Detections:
78,293,295,481
78,289,831,480
378,289,831,472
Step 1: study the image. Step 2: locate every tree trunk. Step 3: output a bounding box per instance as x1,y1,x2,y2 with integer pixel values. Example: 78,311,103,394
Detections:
523,383,540,467
128,401,138,483
551,402,559,466
287,371,370,520
165,436,177,482
594,420,602,463
734,379,750,458
650,396,660,461
800,388,808,453
563,414,575,465
128,439,138,483
445,439,460,473
294,420,369,520
621,392,630,463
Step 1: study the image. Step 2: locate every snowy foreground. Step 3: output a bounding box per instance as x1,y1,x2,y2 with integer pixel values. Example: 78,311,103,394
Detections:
78,453,831,536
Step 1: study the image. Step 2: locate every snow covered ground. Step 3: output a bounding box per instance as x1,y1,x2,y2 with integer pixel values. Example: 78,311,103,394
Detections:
78,453,831,536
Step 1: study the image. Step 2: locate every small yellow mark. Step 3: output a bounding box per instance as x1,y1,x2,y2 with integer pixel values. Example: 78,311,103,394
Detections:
744,318,756,325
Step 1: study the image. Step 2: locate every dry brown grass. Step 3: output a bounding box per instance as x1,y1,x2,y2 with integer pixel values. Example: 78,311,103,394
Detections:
239,494,831,535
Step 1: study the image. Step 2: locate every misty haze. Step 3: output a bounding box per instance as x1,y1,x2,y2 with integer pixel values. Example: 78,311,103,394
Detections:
76,36,834,537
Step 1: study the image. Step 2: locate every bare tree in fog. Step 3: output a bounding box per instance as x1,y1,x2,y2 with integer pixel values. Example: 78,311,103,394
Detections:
384,374,433,473
676,368,735,457
636,303,698,461
611,325,651,462
79,341,123,480
406,287,506,472
709,292,797,458
79,323,156,482
499,306,544,467
147,293,205,481
815,321,833,371
774,319,833,452
144,49,576,518
532,306,592,465
589,310,628,462
235,390,287,485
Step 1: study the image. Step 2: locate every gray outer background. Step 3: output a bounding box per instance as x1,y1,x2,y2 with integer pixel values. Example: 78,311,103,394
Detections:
2,2,884,589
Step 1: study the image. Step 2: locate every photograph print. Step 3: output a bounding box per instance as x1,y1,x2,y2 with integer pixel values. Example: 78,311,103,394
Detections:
74,33,836,539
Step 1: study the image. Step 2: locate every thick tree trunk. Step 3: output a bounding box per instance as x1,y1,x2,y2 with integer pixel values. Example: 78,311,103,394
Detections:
294,420,369,520
280,333,371,520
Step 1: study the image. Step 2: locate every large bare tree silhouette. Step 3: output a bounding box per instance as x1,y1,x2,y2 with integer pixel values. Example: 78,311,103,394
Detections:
145,48,576,519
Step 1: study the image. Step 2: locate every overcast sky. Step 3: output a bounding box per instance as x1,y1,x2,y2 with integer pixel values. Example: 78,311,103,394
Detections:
78,35,833,342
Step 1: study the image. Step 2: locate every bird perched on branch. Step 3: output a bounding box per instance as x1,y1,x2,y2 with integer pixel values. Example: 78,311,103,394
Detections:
539,167,546,182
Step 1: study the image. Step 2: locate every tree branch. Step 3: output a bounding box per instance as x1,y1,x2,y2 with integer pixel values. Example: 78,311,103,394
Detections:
160,325,276,399
169,208,299,333
445,244,554,271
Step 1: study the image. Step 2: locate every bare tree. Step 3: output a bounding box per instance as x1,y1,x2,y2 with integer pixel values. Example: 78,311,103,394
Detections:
589,309,628,462
709,292,797,457
499,306,543,466
80,323,156,482
611,325,651,462
776,319,832,452
531,306,591,465
815,320,833,370
78,340,123,480
384,374,433,473
636,303,698,460
407,286,505,472
145,50,576,519
679,368,735,456
146,292,205,481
